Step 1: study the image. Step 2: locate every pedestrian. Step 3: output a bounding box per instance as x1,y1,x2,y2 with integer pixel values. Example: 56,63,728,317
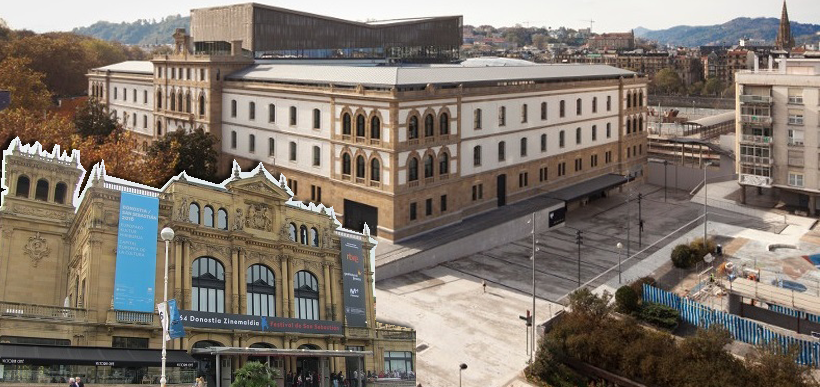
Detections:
68,378,77,387
482,280,486,293
357,369,363,387
76,377,84,387
352,370,358,387
332,372,339,387
286,372,293,387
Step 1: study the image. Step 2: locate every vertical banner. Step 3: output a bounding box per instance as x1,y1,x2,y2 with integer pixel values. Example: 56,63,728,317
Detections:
168,299,186,338
340,237,367,327
114,192,160,312
157,302,170,341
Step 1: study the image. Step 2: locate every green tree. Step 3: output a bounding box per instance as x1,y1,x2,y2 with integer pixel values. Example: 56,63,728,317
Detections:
568,288,612,322
74,98,119,138
652,68,683,95
0,56,52,111
615,285,639,314
145,128,219,185
702,77,724,96
670,244,695,269
231,361,279,387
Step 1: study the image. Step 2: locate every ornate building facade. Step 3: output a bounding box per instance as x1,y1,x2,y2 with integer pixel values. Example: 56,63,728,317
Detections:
0,139,414,387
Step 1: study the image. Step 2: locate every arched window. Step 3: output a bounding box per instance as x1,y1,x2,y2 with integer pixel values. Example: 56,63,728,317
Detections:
424,155,434,178
576,127,582,144
576,98,582,115
356,156,366,178
313,108,321,129
498,141,506,162
193,340,223,350
217,208,228,230
342,113,351,135
192,257,225,313
474,108,482,129
638,91,643,107
249,101,256,120
15,175,30,198
498,106,506,126
439,113,449,135
289,106,297,125
342,153,352,175
268,104,276,123
157,90,162,109
231,100,237,117
35,179,49,201
559,130,565,148
520,137,528,157
559,100,565,117
592,97,598,113
248,342,275,364
169,91,176,111
541,134,547,152
632,92,638,108
189,203,200,224
299,224,308,245
627,93,632,109
177,93,183,112
157,121,162,136
247,264,275,317
439,153,449,175
356,114,365,137
638,116,644,131
541,102,547,120
199,95,205,116
186,93,191,113
370,116,381,139
54,182,67,204
371,159,380,182
408,116,419,139
310,228,319,247
473,146,482,166
424,114,434,137
203,206,214,227
288,223,297,241
626,118,632,134
294,271,319,320
408,157,419,181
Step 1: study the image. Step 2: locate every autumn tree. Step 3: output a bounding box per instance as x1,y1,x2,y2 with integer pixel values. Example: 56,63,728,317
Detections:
746,342,820,387
652,68,683,95
0,108,74,152
144,128,220,186
74,98,118,138
0,56,52,111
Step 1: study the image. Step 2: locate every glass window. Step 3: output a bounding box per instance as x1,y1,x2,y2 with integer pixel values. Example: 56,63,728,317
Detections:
607,123,612,138
294,271,320,320
203,206,214,227
576,98,582,115
342,113,351,135
289,106,297,125
592,125,597,141
112,336,149,349
342,153,351,175
498,141,506,162
356,156,366,178
217,208,228,230
521,104,528,123
289,141,296,161
559,131,565,148
474,108,482,129
288,223,297,241
189,203,200,224
408,116,419,139
540,134,547,152
356,114,366,137
230,100,236,118
249,134,256,153
607,96,612,111
371,116,381,139
520,138,527,157
559,100,565,117
313,109,321,129
231,131,237,149
541,102,547,120
424,155,434,178
439,153,449,175
473,146,482,166
249,102,256,120
247,264,276,317
313,146,321,166
192,257,225,313
408,157,419,181
268,138,275,157
498,106,506,126
383,351,414,374
371,159,381,182
576,127,582,144
300,225,308,245
269,104,276,122
439,113,449,135
424,114,434,136
310,228,319,247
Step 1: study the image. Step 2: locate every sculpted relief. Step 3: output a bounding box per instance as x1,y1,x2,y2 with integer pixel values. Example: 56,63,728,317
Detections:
245,203,272,232
23,232,51,267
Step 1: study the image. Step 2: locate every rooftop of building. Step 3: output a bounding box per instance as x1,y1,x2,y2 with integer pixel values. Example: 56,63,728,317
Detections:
93,61,154,75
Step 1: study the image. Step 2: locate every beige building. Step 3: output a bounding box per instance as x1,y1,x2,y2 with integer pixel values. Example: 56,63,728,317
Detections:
736,58,820,215
0,139,415,387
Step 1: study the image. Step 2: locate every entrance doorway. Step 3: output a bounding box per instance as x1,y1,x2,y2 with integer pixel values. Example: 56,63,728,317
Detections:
345,346,364,387
192,340,222,387
343,199,379,236
497,174,507,207
296,345,320,383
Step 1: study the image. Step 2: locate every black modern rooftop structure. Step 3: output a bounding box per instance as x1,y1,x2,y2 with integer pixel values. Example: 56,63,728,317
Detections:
190,3,463,63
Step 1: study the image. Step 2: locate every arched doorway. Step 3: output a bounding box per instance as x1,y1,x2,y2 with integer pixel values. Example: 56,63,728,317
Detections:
192,340,223,387
296,344,320,384
247,342,275,365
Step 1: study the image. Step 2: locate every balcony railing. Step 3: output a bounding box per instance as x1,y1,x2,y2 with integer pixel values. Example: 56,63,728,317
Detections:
115,310,155,325
740,115,772,125
739,174,772,187
788,139,804,147
0,301,87,322
740,155,772,165
740,134,773,144
376,329,416,341
788,117,804,126
739,95,773,104
355,137,366,144
346,326,371,338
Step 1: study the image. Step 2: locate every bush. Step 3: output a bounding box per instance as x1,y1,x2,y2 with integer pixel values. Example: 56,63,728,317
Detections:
671,244,696,268
615,286,640,314
639,303,680,330
629,276,657,298
689,237,716,261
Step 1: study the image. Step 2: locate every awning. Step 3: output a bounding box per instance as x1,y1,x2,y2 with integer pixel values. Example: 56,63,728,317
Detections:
0,344,197,367
545,173,630,202
192,347,372,358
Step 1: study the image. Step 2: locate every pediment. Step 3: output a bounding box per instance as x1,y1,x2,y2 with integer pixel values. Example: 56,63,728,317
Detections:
228,175,291,202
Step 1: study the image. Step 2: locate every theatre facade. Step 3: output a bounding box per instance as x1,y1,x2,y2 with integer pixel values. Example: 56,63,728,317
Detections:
0,139,415,387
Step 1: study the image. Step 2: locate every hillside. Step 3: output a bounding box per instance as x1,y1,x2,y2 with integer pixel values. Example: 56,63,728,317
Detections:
635,17,820,46
71,15,190,45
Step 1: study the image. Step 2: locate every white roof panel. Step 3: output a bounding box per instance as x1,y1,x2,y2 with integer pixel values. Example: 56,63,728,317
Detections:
94,61,153,75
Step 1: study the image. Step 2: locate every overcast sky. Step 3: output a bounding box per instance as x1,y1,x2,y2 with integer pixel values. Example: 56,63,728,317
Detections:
3,0,819,33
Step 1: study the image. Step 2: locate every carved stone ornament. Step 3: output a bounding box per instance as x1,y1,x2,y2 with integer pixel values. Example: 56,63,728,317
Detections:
23,232,51,267
190,242,231,258
233,208,245,231
177,197,190,222
12,204,67,221
245,203,272,231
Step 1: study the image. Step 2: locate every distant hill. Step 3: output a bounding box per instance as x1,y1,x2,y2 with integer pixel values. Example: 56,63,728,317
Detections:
635,17,820,47
72,15,190,45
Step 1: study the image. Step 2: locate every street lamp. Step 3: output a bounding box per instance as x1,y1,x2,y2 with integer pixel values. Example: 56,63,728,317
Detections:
159,227,175,387
616,242,623,284
459,363,468,387
703,161,712,246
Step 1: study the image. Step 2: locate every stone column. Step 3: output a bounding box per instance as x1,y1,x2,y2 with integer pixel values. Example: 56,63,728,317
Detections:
231,248,239,314
320,262,329,320
183,241,192,309
238,250,246,314
287,257,295,318
174,239,183,301
327,263,335,320
281,255,290,317
810,195,817,216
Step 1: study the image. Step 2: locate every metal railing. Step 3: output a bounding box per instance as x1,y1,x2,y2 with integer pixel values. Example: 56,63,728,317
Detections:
0,301,87,322
739,155,772,165
103,181,161,197
739,95,773,104
740,115,772,124
739,174,772,187
115,310,155,325
740,134,773,144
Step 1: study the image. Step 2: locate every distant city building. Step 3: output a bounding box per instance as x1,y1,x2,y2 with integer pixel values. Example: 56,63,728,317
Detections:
736,58,820,214
587,31,635,51
776,0,795,51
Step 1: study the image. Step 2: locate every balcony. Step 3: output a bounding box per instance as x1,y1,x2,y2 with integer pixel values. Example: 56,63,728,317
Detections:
739,174,772,187
740,134,773,144
740,155,772,165
376,328,416,341
0,301,87,322
346,326,371,339
114,310,155,325
369,139,381,146
740,115,772,125
369,180,382,188
739,95,773,104
787,139,804,147
355,137,366,144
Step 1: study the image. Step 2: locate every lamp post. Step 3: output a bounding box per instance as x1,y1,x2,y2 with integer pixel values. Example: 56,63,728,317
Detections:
459,363,468,387
160,227,175,387
663,160,668,202
530,213,536,365
703,162,712,245
617,242,623,284
575,230,583,287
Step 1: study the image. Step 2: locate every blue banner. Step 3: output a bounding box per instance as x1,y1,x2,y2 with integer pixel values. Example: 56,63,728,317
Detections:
168,299,185,338
113,192,160,312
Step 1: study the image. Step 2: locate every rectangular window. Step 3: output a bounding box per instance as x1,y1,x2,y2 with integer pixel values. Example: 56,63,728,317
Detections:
312,146,321,166
200,68,205,81
607,123,612,138
520,138,527,157
592,97,598,113
132,89,136,102
143,90,148,104
539,166,548,182
518,172,528,188
541,102,547,120
290,106,297,125
521,104,528,123
789,129,804,146
186,68,191,80
499,106,506,126
313,109,321,129
788,172,804,187
249,134,255,153
576,99,582,115
114,88,117,99
231,131,237,149
788,109,804,125
575,158,582,172
788,88,804,104
268,138,275,156
311,185,322,202
474,109,482,129
559,100,565,118
112,337,149,349
143,115,147,128
592,125,597,141
472,184,483,200
558,162,566,177
269,104,276,122
249,102,256,120
627,147,631,158
606,151,612,163
410,203,417,220
541,134,547,152
607,96,612,111
441,195,447,212
231,100,237,118
426,198,433,216
559,131,565,148
289,141,297,161
132,114,136,127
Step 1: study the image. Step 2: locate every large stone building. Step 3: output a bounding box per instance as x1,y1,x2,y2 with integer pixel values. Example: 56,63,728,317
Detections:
0,139,415,387
88,4,649,242
587,31,635,51
736,58,820,214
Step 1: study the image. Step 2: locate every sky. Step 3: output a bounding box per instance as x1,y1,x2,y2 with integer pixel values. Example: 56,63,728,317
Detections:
2,0,819,33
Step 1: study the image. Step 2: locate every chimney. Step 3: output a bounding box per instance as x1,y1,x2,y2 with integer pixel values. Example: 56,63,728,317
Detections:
231,40,243,56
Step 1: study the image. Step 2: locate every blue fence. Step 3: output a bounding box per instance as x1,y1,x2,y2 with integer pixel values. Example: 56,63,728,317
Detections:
768,304,820,324
642,284,820,368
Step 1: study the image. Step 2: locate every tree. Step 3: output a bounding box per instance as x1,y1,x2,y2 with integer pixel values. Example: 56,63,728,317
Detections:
615,285,639,314
568,288,612,322
531,34,548,49
144,128,219,186
746,342,820,387
652,68,683,95
0,56,52,111
231,361,279,387
74,98,119,138
702,77,724,96
671,244,696,269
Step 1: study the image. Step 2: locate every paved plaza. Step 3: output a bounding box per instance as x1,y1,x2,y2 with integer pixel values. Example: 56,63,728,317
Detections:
375,180,820,386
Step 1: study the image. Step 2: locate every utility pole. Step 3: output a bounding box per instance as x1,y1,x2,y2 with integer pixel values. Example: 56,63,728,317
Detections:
663,160,668,202
626,181,631,261
575,230,583,287
530,213,536,364
638,193,643,248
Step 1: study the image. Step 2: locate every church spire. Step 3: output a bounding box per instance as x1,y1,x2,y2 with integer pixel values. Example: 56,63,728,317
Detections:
776,0,794,50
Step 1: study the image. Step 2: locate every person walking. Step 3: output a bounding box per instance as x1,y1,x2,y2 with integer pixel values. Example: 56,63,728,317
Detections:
285,373,293,387
76,377,85,387
68,378,77,387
